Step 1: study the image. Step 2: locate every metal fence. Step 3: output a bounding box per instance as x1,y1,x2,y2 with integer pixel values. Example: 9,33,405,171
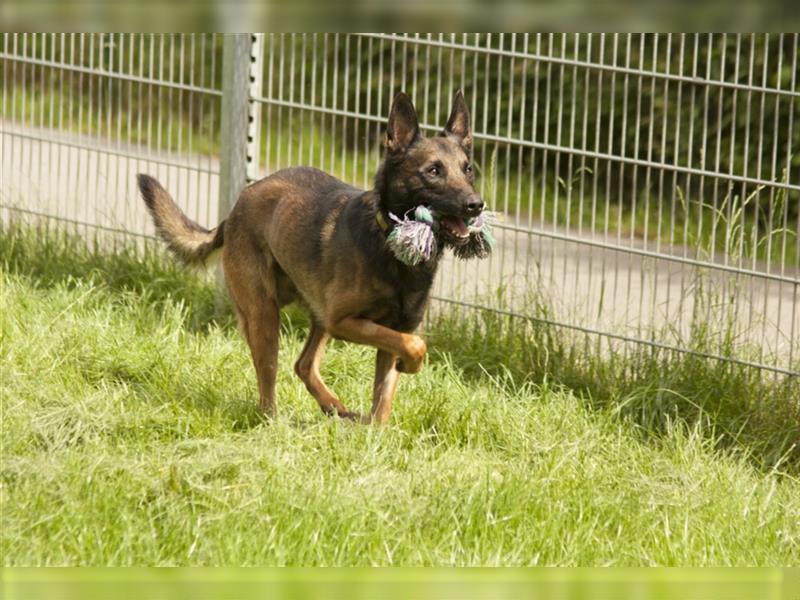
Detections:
2,33,798,377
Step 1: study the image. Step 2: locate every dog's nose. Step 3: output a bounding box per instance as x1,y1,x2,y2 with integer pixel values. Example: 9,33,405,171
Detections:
465,198,484,216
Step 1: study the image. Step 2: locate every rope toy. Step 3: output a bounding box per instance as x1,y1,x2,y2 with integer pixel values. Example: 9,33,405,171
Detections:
385,205,495,266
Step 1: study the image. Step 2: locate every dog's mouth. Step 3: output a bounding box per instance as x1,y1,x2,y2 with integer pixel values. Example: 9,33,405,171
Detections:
439,215,471,246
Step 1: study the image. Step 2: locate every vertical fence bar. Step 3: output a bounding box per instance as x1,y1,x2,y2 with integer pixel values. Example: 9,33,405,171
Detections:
247,34,264,182
216,34,255,297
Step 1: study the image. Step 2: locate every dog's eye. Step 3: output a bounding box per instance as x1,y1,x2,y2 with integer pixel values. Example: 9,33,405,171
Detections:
464,164,473,174
427,165,441,177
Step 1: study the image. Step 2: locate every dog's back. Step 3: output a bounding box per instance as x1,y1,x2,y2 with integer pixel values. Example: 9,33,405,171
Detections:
225,166,379,321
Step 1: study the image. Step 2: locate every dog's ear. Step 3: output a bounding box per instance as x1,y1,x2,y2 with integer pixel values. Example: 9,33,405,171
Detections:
385,92,420,153
441,89,472,151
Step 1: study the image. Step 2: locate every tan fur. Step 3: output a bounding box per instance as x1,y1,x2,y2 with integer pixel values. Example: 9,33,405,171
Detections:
139,91,481,424
137,174,224,265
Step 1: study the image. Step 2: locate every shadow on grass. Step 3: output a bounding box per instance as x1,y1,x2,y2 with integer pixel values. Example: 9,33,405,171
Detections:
102,365,268,434
0,224,316,337
0,224,226,330
3,224,798,472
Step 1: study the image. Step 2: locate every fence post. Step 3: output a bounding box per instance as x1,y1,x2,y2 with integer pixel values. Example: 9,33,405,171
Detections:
216,34,260,309
246,34,264,182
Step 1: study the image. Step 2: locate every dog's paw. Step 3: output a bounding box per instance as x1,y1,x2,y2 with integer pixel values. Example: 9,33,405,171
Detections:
337,409,362,421
397,335,427,374
395,358,418,373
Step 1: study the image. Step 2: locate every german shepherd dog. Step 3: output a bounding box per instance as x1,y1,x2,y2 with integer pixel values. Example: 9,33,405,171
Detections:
137,90,484,423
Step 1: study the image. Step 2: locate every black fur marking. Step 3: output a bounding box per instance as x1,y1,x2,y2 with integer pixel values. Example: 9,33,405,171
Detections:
136,173,159,211
211,220,226,249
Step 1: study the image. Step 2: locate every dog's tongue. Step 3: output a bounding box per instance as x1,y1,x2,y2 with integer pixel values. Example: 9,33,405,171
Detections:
441,216,469,237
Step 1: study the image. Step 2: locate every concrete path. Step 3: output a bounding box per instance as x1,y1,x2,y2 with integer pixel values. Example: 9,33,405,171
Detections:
2,120,798,372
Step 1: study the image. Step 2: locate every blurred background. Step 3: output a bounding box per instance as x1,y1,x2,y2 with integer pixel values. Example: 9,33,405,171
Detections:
2,33,798,379
1,566,796,599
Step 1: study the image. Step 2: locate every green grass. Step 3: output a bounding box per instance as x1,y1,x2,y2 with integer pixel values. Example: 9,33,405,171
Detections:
1,226,799,566
427,297,800,474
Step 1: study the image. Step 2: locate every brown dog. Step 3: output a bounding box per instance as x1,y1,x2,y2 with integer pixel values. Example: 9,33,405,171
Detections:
138,90,485,423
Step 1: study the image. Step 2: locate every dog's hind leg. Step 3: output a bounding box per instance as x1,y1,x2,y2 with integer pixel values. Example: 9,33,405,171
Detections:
294,321,355,418
239,298,280,416
367,349,400,424
224,246,281,417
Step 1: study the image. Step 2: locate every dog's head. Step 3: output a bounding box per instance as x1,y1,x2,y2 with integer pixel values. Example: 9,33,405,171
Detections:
376,90,483,248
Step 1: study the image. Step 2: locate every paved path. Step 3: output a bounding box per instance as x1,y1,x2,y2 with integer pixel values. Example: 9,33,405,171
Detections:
2,121,798,371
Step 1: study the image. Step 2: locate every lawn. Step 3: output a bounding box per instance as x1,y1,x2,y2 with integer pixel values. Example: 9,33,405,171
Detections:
1,228,798,566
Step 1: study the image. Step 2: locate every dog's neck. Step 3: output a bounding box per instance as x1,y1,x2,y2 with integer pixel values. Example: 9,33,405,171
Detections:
370,160,443,275
373,159,411,217
371,163,399,235
374,206,392,234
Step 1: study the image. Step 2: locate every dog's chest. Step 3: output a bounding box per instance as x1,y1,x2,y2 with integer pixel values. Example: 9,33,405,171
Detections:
396,287,430,331
372,268,434,332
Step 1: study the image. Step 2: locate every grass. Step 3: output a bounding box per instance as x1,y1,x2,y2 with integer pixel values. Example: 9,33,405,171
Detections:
1,226,799,566
427,295,800,473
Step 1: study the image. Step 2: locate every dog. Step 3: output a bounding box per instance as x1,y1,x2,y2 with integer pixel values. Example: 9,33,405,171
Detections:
137,90,486,423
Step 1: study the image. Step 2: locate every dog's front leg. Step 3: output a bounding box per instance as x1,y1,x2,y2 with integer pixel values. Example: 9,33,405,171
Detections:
367,349,400,424
328,317,427,374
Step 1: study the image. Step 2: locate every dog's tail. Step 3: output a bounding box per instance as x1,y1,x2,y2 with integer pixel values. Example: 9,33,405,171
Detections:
137,174,225,265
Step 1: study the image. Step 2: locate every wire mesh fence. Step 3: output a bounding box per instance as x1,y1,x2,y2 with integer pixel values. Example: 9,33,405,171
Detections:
2,33,798,377
1,33,223,239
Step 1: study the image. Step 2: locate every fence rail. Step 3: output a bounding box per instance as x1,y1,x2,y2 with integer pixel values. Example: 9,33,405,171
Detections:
2,33,798,377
